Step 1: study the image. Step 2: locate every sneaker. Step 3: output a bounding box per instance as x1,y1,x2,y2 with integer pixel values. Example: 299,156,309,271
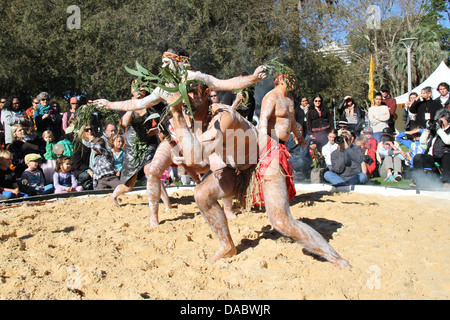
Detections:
393,173,402,181
385,173,395,182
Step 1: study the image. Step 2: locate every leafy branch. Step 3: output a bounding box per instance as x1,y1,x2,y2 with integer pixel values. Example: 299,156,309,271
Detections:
263,57,296,90
124,60,206,118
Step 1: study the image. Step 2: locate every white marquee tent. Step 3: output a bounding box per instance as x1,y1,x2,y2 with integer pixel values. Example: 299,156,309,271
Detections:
395,61,450,104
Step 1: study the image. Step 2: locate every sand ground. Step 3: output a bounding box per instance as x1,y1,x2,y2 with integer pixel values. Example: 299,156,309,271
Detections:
1,187,449,300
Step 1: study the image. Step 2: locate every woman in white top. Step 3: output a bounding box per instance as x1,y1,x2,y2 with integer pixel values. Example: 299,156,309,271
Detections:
368,92,390,142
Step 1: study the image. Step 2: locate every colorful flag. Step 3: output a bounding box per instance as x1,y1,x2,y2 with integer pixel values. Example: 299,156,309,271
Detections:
368,54,375,106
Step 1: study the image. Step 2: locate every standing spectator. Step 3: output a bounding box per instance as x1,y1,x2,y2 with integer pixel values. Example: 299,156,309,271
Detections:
20,153,54,195
295,96,309,130
306,94,333,150
380,84,397,129
435,82,449,109
62,97,79,132
1,95,32,145
339,97,366,135
53,156,83,194
101,122,117,146
409,86,443,129
0,150,29,199
368,92,390,142
25,98,40,132
402,92,418,131
34,92,59,138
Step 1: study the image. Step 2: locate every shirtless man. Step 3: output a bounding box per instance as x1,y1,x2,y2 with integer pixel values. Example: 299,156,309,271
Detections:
168,81,351,268
95,48,266,225
255,71,351,268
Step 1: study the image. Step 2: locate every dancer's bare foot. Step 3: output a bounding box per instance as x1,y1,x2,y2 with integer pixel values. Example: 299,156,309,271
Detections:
208,245,237,262
110,194,120,207
149,214,159,227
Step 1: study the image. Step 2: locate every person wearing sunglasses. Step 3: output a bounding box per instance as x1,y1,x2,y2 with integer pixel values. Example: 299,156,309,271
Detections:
305,94,333,150
71,125,95,190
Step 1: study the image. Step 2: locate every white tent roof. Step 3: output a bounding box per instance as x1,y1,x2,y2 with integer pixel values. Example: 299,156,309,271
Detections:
395,61,450,104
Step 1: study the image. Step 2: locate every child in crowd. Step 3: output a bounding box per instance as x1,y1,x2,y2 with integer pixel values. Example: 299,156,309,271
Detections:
0,150,29,199
42,130,58,184
108,134,125,174
53,156,83,193
363,127,378,154
396,126,426,168
88,137,121,190
20,153,54,195
309,139,326,183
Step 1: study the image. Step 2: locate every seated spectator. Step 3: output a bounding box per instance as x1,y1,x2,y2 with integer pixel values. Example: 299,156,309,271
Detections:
362,127,379,154
53,156,83,194
72,125,95,190
101,122,117,146
323,134,369,187
87,137,121,190
108,134,125,174
0,150,29,199
34,92,59,139
376,130,407,182
322,129,338,171
41,130,59,184
20,153,54,195
1,95,33,145
7,124,45,177
396,125,426,169
309,139,326,183
412,108,450,188
354,135,377,178
338,96,366,135
368,92,390,142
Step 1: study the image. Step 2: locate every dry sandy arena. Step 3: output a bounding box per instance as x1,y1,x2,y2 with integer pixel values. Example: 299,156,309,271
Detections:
0,185,449,300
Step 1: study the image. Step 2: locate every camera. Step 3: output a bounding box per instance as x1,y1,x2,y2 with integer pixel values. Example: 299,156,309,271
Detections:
426,119,444,131
335,135,347,144
363,155,374,165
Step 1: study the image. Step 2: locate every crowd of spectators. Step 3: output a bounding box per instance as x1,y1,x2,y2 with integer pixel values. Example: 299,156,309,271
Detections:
1,82,449,200
297,82,450,190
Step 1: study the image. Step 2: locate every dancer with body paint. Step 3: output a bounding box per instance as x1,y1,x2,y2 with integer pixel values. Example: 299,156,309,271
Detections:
257,71,351,268
109,80,171,212
167,81,351,269
95,48,266,225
